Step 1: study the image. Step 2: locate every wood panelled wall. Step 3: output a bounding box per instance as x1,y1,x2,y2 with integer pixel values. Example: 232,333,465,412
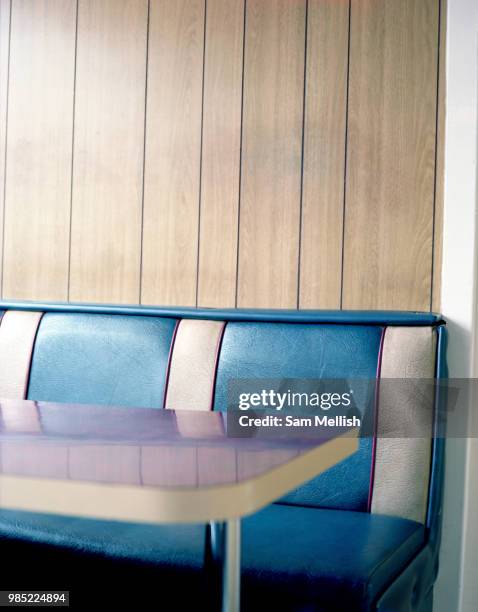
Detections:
0,0,445,310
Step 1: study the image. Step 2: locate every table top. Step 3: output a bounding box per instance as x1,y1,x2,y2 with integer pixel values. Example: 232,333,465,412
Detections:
0,399,358,524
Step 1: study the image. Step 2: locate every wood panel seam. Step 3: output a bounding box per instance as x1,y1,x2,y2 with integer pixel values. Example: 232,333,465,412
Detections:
138,0,151,305
297,0,309,309
430,0,444,311
67,0,79,302
340,0,352,310
0,0,12,299
234,0,247,308
195,0,208,307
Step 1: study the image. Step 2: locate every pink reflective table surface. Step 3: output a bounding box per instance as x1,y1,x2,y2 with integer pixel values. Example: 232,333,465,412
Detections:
0,399,351,487
0,399,358,524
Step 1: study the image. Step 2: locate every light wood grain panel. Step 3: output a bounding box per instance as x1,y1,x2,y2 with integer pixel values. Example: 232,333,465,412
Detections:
237,0,306,308
197,0,244,307
343,0,439,310
69,0,147,303
432,0,446,312
0,0,8,298
299,0,349,308
3,0,75,300
0,0,443,311
142,0,205,306
0,0,10,297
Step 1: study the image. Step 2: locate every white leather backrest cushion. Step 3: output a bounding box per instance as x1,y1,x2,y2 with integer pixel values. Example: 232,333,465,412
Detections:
0,311,43,399
165,319,225,411
371,326,436,523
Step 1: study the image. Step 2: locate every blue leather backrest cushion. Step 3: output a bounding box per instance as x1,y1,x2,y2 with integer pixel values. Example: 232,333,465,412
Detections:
214,322,383,511
27,314,177,409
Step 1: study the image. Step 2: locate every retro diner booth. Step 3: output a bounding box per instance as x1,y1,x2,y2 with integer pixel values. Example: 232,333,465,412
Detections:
0,0,460,610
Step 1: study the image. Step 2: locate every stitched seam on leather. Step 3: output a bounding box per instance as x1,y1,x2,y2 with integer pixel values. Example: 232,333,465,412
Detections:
162,319,180,409
367,325,387,512
367,538,429,606
425,326,440,534
208,321,227,411
23,311,45,400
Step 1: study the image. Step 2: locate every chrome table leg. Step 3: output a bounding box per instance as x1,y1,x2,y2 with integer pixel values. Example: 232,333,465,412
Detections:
222,519,241,612
210,519,241,612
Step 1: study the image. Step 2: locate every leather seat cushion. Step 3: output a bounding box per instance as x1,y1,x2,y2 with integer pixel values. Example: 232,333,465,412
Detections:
241,504,426,611
0,504,425,611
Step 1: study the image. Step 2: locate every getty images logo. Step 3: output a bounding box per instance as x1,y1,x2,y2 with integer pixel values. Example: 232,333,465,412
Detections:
237,389,353,411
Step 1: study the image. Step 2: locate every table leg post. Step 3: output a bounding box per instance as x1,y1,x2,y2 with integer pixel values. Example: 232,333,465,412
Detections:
209,521,224,564
222,518,241,612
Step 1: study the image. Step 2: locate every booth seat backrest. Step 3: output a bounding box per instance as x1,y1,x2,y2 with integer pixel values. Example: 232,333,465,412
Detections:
0,306,445,528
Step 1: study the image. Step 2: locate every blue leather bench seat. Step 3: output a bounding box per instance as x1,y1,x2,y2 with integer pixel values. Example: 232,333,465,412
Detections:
0,304,446,611
0,505,425,611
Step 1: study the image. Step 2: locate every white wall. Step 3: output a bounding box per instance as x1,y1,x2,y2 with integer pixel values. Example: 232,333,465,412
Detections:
437,0,478,610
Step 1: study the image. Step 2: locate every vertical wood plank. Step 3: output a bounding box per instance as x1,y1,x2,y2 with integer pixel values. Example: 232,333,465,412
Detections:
299,0,349,309
197,0,244,308
237,0,306,308
343,0,439,310
3,0,75,300
69,0,147,303
0,0,10,296
432,0,446,312
142,0,205,306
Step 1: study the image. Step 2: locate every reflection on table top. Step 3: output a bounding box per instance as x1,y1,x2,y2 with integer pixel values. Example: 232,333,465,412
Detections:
0,399,358,523
0,399,349,487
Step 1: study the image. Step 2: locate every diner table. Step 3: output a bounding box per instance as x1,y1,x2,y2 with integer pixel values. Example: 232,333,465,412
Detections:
0,399,358,612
